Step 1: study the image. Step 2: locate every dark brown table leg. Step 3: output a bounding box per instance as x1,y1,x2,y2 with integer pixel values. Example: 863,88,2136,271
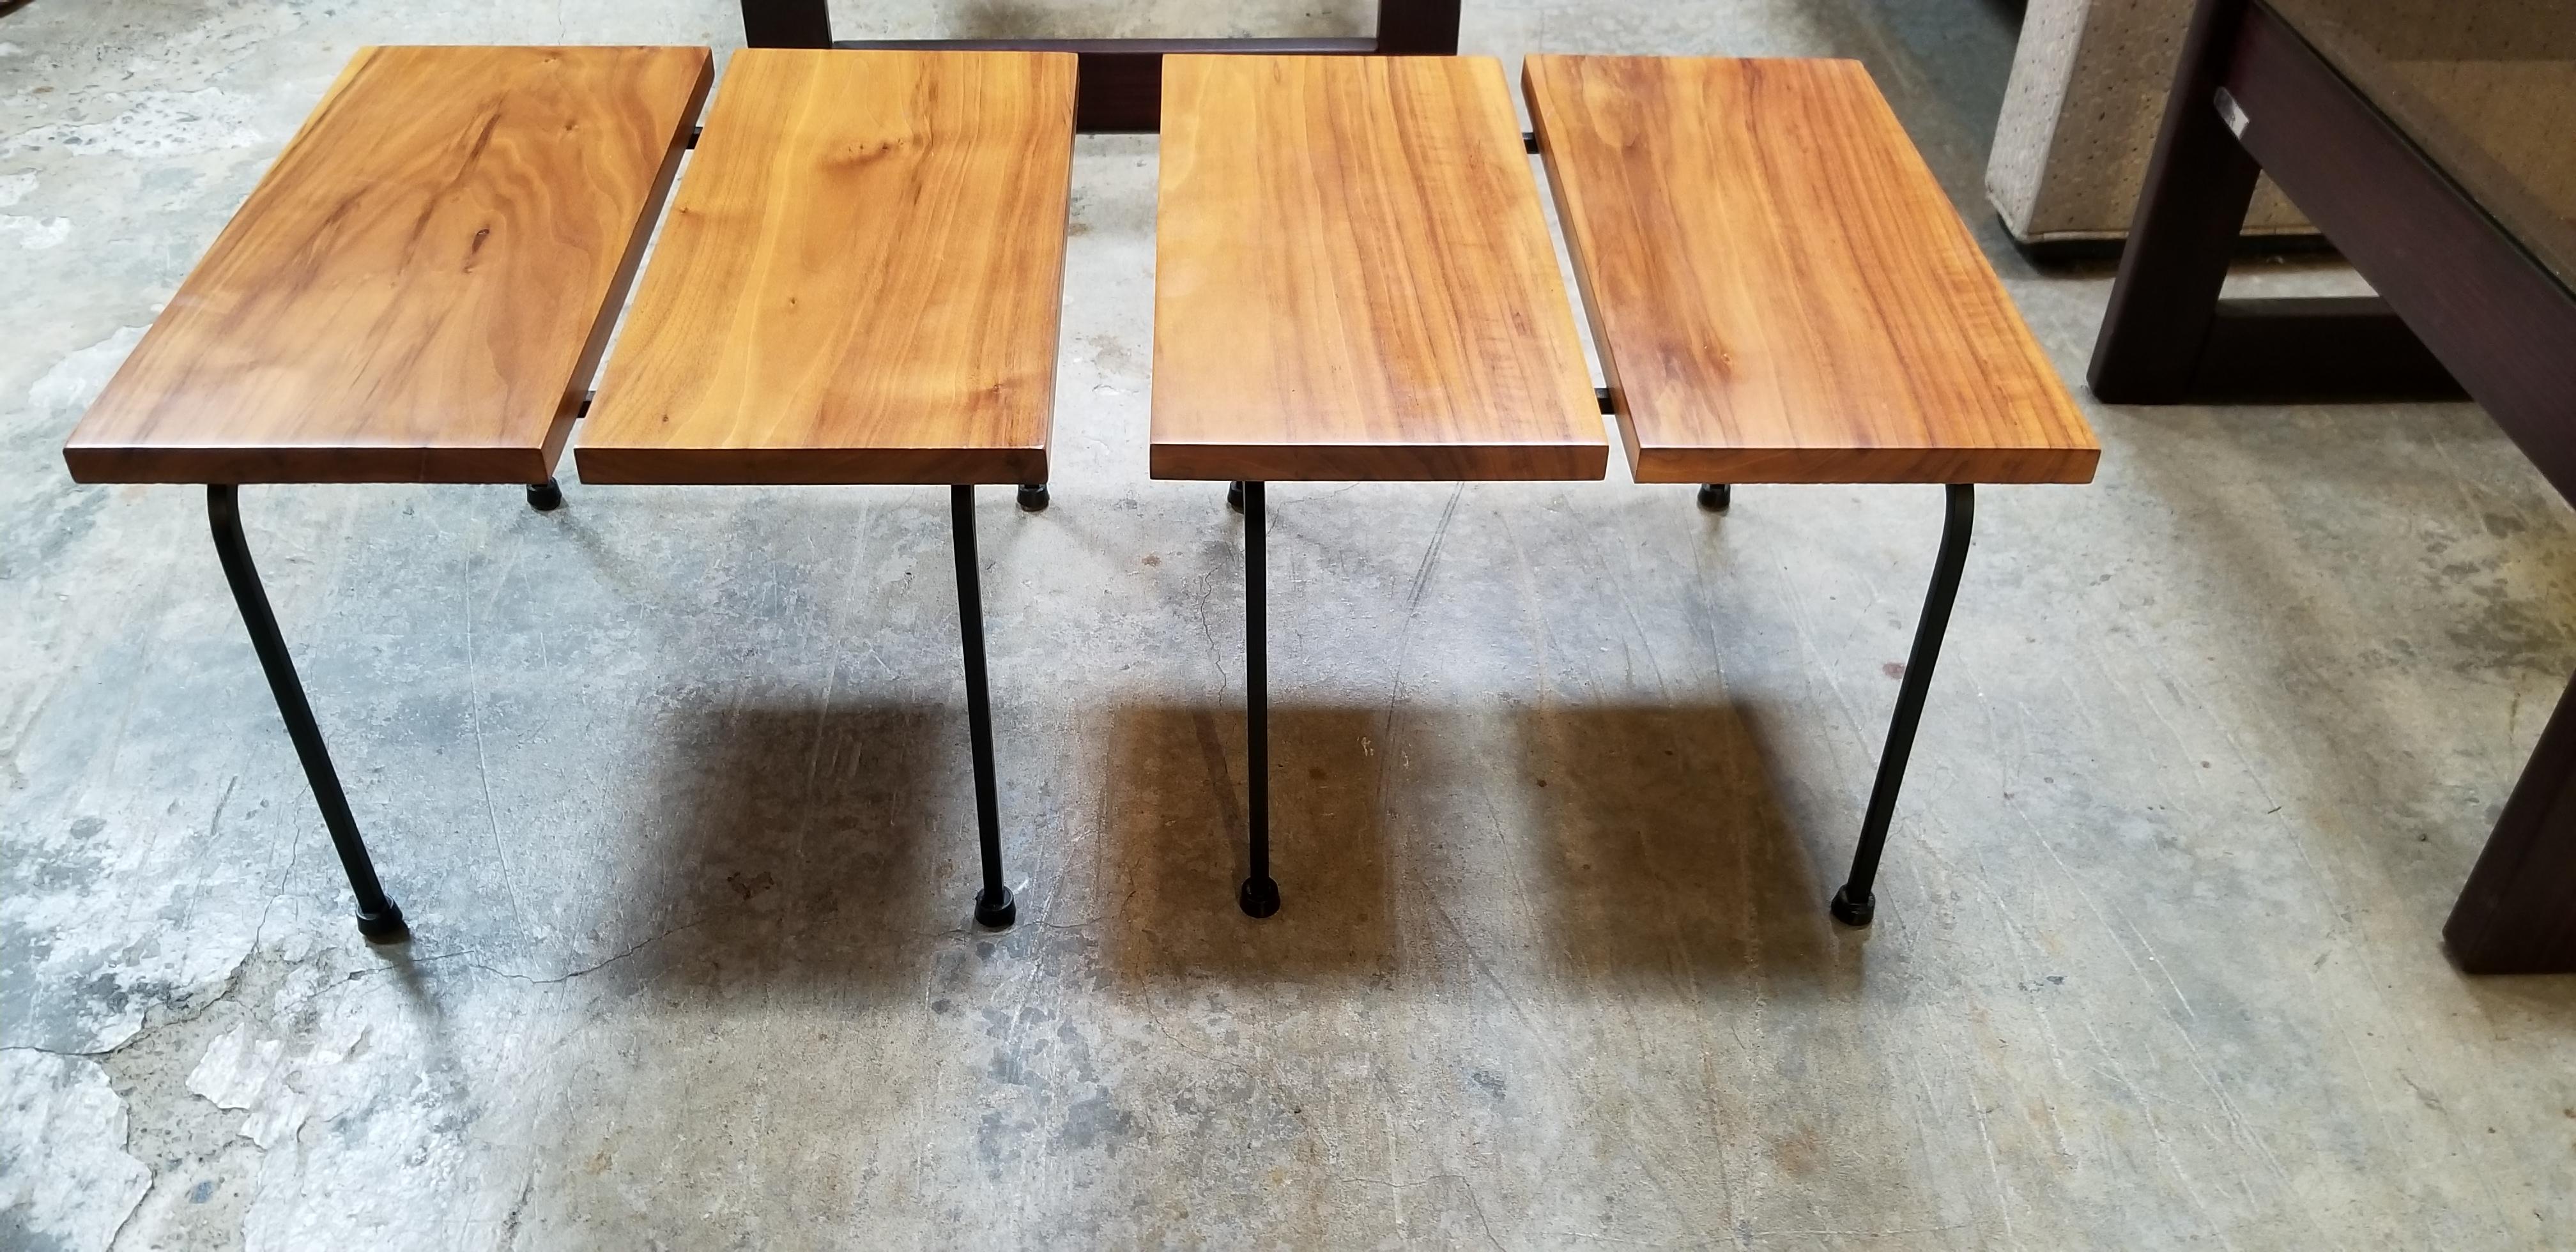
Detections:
2087,0,2260,403
740,0,830,48
2446,672,2576,973
1375,0,1464,54
2087,0,2460,404
2094,0,2573,972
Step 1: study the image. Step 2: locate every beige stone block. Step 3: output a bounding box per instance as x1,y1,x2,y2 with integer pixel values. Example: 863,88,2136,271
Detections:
1989,0,2312,243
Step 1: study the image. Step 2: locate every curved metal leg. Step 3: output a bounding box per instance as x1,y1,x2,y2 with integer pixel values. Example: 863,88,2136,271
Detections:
1239,481,1279,917
1832,484,1974,927
208,486,408,943
951,485,1016,929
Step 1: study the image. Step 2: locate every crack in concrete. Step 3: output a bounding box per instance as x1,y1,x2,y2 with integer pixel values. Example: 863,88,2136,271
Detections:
456,917,709,986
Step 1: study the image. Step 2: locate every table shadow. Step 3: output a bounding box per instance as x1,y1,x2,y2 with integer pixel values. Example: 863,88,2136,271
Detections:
1094,702,1401,987
1088,697,1857,995
544,698,977,1000
1510,700,1860,997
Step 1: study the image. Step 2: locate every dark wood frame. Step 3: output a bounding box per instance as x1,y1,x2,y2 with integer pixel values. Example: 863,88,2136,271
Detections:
738,0,1463,132
2092,0,2576,973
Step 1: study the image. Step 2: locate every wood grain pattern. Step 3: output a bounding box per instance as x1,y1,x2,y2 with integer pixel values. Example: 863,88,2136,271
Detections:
62,45,711,484
1525,55,2099,484
1149,55,1606,482
577,50,1077,485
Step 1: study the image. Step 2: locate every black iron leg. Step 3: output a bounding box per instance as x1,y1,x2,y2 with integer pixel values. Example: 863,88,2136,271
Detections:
1239,481,1279,918
1832,484,1975,927
951,485,1017,929
207,486,408,943
527,478,563,512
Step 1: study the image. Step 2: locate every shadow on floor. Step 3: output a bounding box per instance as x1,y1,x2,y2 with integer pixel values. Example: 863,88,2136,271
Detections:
1087,698,1862,995
539,698,974,998
448,692,1874,999
1094,703,1401,986
1512,701,1860,997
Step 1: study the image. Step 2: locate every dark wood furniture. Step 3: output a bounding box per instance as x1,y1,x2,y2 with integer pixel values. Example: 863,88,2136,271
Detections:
736,0,1463,132
2090,0,2576,973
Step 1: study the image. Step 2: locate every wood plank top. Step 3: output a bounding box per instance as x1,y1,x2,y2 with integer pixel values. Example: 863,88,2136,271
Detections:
1524,55,2099,485
62,45,710,485
1149,56,1606,482
576,49,1077,486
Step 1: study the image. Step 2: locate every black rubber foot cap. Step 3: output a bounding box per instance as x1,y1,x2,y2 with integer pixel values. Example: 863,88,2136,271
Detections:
527,479,564,512
1829,886,1874,927
975,885,1018,929
1239,876,1280,919
1697,483,1731,513
356,903,410,944
1226,481,1245,513
1016,483,1050,512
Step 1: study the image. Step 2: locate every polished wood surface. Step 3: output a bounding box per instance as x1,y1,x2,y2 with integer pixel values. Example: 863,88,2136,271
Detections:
63,45,711,484
1525,55,2099,484
577,49,1077,485
1149,55,1606,482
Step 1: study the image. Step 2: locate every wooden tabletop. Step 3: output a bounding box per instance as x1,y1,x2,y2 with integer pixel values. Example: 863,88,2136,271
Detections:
576,49,1077,486
1149,56,1606,482
62,45,710,485
1525,56,2099,485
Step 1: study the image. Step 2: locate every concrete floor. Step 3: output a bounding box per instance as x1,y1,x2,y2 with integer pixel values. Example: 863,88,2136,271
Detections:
4,0,2574,1247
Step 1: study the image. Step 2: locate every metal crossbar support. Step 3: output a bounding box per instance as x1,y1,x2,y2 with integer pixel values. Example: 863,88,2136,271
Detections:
208,485,409,943
951,485,1018,929
1595,388,1731,513
1831,484,1974,926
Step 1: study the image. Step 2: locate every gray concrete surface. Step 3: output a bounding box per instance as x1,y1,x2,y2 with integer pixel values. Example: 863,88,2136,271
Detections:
4,0,2574,1248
